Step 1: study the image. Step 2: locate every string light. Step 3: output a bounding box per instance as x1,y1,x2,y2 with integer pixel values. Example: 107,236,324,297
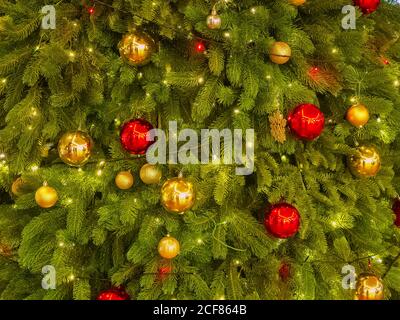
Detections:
234,259,241,265
394,80,400,87
196,238,204,244
67,274,76,282
223,32,231,38
96,169,103,176
234,109,240,114
377,117,382,123
251,7,257,14
31,165,39,172
1,78,6,84
59,242,65,247
197,77,205,84
266,75,272,80
0,153,5,159
331,48,338,54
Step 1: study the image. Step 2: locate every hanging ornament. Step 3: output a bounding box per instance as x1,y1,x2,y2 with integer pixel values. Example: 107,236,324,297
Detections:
264,203,300,239
207,9,222,30
11,177,36,197
287,104,325,140
195,41,207,54
353,0,381,14
140,164,162,185
161,177,196,214
120,119,155,155
118,31,156,66
158,265,173,281
279,263,291,281
158,236,180,259
35,184,58,209
269,111,287,144
58,131,94,167
115,171,134,190
346,104,370,128
289,0,306,5
355,273,384,300
96,287,130,300
269,42,291,65
348,145,381,178
391,199,400,228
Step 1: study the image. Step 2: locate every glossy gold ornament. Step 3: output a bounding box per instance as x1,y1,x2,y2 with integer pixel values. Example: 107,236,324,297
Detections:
161,177,196,214
140,164,162,185
348,145,381,178
58,131,93,167
115,171,134,190
346,104,370,128
269,42,291,65
355,273,384,300
289,0,306,6
11,177,36,197
35,185,58,208
207,9,222,29
158,236,180,259
118,31,156,66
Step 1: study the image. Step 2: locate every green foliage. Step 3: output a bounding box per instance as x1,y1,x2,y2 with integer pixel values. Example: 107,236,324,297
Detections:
0,0,400,301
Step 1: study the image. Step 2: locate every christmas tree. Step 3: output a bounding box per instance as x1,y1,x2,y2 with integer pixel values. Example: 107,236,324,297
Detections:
1,0,400,300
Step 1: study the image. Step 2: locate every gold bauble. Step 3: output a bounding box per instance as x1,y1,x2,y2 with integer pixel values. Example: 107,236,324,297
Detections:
289,0,306,6
115,171,134,190
161,177,196,214
118,31,156,66
346,104,370,128
269,42,291,65
207,10,222,29
35,185,58,209
158,236,180,259
355,273,384,300
140,164,162,185
11,177,36,197
348,146,381,178
58,131,93,167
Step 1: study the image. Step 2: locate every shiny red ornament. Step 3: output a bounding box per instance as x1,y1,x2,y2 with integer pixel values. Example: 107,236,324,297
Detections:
288,104,325,140
120,119,155,155
279,263,291,281
195,41,206,53
158,265,173,281
353,0,380,14
96,287,130,300
392,199,400,228
264,203,300,239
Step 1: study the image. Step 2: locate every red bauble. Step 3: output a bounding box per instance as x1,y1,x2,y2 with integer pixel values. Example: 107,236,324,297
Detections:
120,119,155,155
96,287,130,300
392,199,400,228
353,0,380,14
195,41,206,53
264,203,300,239
158,266,173,281
279,263,291,281
287,104,325,141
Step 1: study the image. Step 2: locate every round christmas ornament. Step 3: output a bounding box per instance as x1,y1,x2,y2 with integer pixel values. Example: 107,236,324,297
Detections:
158,236,180,259
391,199,400,227
115,171,134,190
289,0,306,5
96,287,130,300
346,104,370,128
58,131,93,167
207,9,222,29
269,42,291,65
287,104,325,140
11,177,36,197
279,263,291,281
140,163,162,185
161,177,196,214
353,0,380,14
120,119,155,155
35,184,58,209
264,203,300,239
118,31,156,66
355,273,384,300
348,145,381,178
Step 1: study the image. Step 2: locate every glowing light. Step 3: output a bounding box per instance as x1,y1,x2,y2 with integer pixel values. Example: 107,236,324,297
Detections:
195,41,206,53
59,242,65,247
88,47,93,53
67,274,75,282
88,7,95,15
31,165,39,172
234,109,240,114
197,239,204,244
251,7,257,14
331,48,338,54
96,169,103,176
394,80,400,87
0,153,5,159
198,77,205,84
224,32,231,38
377,117,382,123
